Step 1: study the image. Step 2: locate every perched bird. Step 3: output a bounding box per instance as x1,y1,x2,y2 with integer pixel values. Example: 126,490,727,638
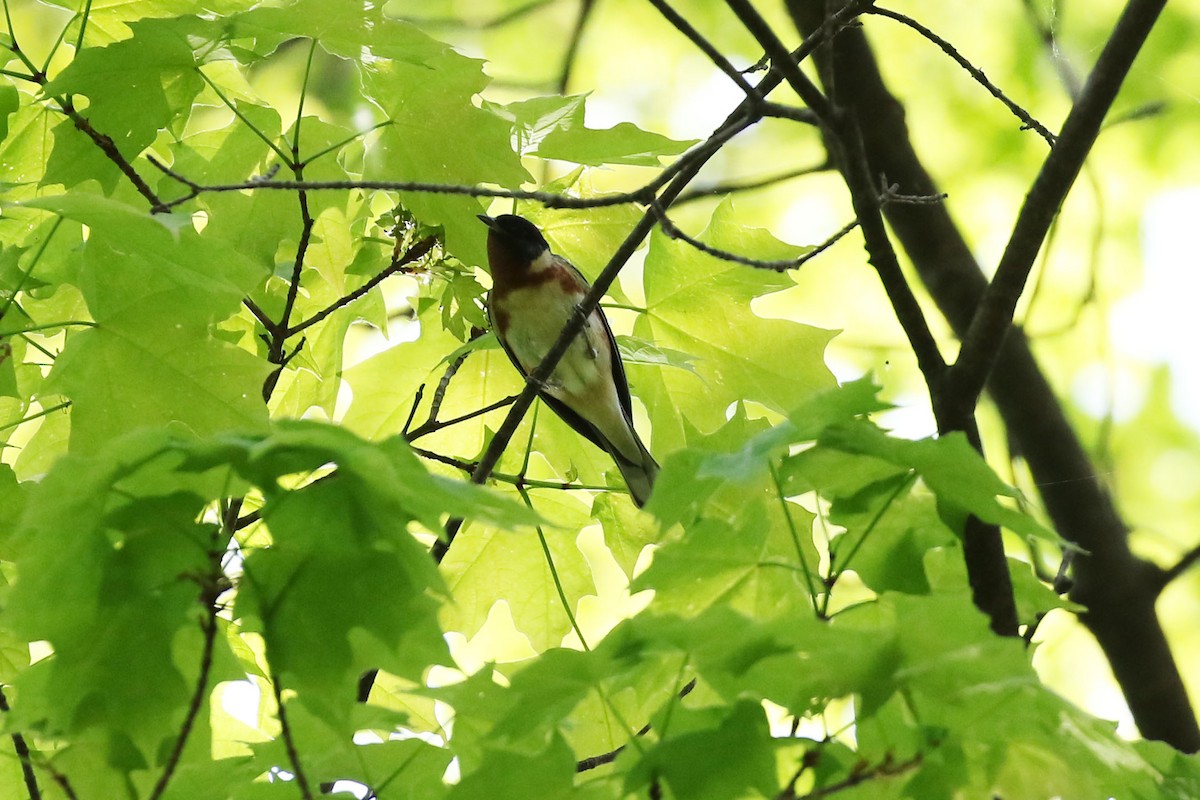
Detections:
479,213,659,506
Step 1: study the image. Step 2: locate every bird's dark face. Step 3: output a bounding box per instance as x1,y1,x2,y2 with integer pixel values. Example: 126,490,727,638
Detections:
478,214,550,265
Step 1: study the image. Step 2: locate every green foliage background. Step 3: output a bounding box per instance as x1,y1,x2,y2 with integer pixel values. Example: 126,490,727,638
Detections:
2,0,1200,797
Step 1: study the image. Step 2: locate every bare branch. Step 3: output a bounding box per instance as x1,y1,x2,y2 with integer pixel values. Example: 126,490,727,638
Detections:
647,0,759,97
272,676,315,800
673,161,831,206
286,236,438,337
946,0,1168,420
866,7,1056,145
1157,543,1200,595
558,0,597,94
655,203,858,271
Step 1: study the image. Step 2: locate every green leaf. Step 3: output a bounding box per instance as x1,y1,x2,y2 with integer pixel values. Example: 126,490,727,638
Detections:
0,84,18,141
236,475,448,707
448,734,576,800
440,492,595,651
616,334,698,373
227,0,450,65
43,18,204,157
23,194,271,451
361,38,530,268
5,430,223,761
630,701,778,800
490,93,698,166
820,420,1056,542
636,200,836,453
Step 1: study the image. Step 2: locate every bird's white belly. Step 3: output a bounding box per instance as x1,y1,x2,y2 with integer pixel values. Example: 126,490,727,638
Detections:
504,285,610,397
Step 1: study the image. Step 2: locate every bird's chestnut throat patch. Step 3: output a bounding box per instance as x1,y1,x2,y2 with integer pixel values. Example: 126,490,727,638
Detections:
488,247,586,296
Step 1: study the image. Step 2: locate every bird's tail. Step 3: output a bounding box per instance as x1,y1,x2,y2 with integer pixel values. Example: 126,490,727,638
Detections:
612,436,659,508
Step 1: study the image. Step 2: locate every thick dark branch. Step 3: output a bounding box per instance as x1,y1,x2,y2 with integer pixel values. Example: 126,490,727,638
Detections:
767,0,1017,632
946,0,1167,416
787,0,1199,751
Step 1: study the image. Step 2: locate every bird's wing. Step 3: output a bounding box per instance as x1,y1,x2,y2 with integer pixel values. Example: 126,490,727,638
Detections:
489,306,612,456
553,255,634,419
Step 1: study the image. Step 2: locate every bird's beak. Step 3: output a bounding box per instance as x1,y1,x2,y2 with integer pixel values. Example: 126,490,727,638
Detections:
477,214,499,231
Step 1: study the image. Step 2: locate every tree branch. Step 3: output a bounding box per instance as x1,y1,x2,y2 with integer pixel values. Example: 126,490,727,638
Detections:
1157,543,1200,595
750,0,1019,633
0,686,41,800
272,676,315,800
786,0,1199,750
286,236,437,337
865,7,1056,145
557,0,596,94
147,585,220,800
646,0,759,97
655,203,858,271
673,161,831,206
945,0,1168,419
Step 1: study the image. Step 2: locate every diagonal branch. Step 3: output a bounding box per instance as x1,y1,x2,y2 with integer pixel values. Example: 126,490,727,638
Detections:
866,7,1056,145
286,236,437,337
944,0,1167,419
1157,543,1200,595
646,0,759,97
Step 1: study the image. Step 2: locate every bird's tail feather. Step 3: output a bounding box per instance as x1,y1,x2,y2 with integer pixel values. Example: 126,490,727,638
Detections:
611,438,659,508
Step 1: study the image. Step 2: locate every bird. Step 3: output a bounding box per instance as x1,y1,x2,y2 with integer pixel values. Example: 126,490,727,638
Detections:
479,213,659,507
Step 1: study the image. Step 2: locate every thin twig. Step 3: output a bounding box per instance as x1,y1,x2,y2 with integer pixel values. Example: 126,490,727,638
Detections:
272,676,315,800
0,686,41,800
147,586,220,800
781,753,923,800
406,394,518,441
654,203,858,271
286,236,437,336
867,6,1056,145
576,678,697,772
0,401,71,434
400,0,557,30
646,0,759,97
411,446,618,493
674,161,831,206
557,0,596,94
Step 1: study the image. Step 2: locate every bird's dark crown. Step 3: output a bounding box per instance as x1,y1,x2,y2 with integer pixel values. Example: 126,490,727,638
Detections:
478,214,550,263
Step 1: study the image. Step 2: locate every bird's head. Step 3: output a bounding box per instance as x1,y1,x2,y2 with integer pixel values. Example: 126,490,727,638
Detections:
478,214,550,268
